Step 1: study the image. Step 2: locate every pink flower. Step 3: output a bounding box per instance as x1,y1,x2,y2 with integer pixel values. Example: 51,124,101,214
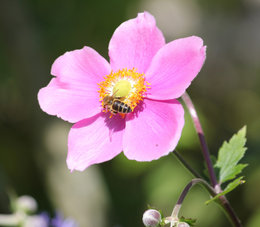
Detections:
38,12,206,171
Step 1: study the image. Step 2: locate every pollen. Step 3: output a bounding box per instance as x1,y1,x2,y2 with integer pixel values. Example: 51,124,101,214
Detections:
98,68,150,113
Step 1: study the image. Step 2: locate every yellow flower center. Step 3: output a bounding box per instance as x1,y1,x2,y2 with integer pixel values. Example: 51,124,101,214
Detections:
113,80,132,97
98,68,150,114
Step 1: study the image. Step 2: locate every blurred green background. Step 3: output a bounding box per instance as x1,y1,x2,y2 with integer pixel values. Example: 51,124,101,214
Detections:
0,0,260,226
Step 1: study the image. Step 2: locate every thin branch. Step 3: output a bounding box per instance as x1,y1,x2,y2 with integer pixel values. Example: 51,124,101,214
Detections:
171,178,216,218
172,150,202,179
181,92,218,188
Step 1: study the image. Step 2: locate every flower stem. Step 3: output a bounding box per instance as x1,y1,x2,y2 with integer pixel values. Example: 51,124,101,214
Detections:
181,92,218,188
0,214,20,226
171,178,216,218
181,92,242,227
172,150,201,179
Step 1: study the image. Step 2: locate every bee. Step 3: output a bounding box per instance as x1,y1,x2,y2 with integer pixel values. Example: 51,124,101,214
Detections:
103,91,132,115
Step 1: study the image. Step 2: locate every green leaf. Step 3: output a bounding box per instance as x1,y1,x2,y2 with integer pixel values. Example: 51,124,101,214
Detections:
205,177,245,204
215,126,247,183
179,216,196,226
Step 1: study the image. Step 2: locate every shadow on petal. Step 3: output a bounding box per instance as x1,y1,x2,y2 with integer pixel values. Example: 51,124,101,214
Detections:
104,113,126,133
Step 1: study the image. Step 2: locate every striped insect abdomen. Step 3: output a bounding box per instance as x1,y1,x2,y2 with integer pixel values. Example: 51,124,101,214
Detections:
112,100,132,114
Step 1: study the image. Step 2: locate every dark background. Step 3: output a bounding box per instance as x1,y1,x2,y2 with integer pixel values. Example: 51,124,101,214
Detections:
0,0,260,226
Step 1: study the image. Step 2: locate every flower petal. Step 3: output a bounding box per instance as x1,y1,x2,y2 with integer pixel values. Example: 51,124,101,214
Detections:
38,78,101,123
123,99,184,161
109,12,165,73
38,47,111,123
67,113,125,171
52,46,111,84
146,36,206,100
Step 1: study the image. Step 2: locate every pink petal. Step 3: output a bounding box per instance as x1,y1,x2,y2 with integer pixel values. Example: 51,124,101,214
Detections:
52,46,111,84
109,12,165,73
123,99,184,161
146,36,206,100
38,78,101,123
38,47,111,123
67,113,125,171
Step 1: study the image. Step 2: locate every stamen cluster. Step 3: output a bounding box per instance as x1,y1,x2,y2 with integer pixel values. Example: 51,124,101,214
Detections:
98,68,150,113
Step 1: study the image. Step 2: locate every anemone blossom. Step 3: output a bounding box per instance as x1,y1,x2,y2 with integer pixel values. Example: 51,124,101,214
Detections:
38,12,206,171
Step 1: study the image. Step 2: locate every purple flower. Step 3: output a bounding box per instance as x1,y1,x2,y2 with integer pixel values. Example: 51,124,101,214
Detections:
39,212,78,227
51,213,78,227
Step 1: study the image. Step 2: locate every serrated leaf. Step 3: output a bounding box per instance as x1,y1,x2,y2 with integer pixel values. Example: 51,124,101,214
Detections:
205,177,245,204
220,163,248,183
179,216,196,226
215,126,247,183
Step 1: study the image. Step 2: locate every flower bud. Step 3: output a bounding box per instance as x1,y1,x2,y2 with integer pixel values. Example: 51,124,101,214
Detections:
177,222,190,227
142,209,161,227
16,195,37,213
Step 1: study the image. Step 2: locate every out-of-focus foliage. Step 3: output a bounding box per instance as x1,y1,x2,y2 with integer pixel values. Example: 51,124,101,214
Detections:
0,0,260,226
